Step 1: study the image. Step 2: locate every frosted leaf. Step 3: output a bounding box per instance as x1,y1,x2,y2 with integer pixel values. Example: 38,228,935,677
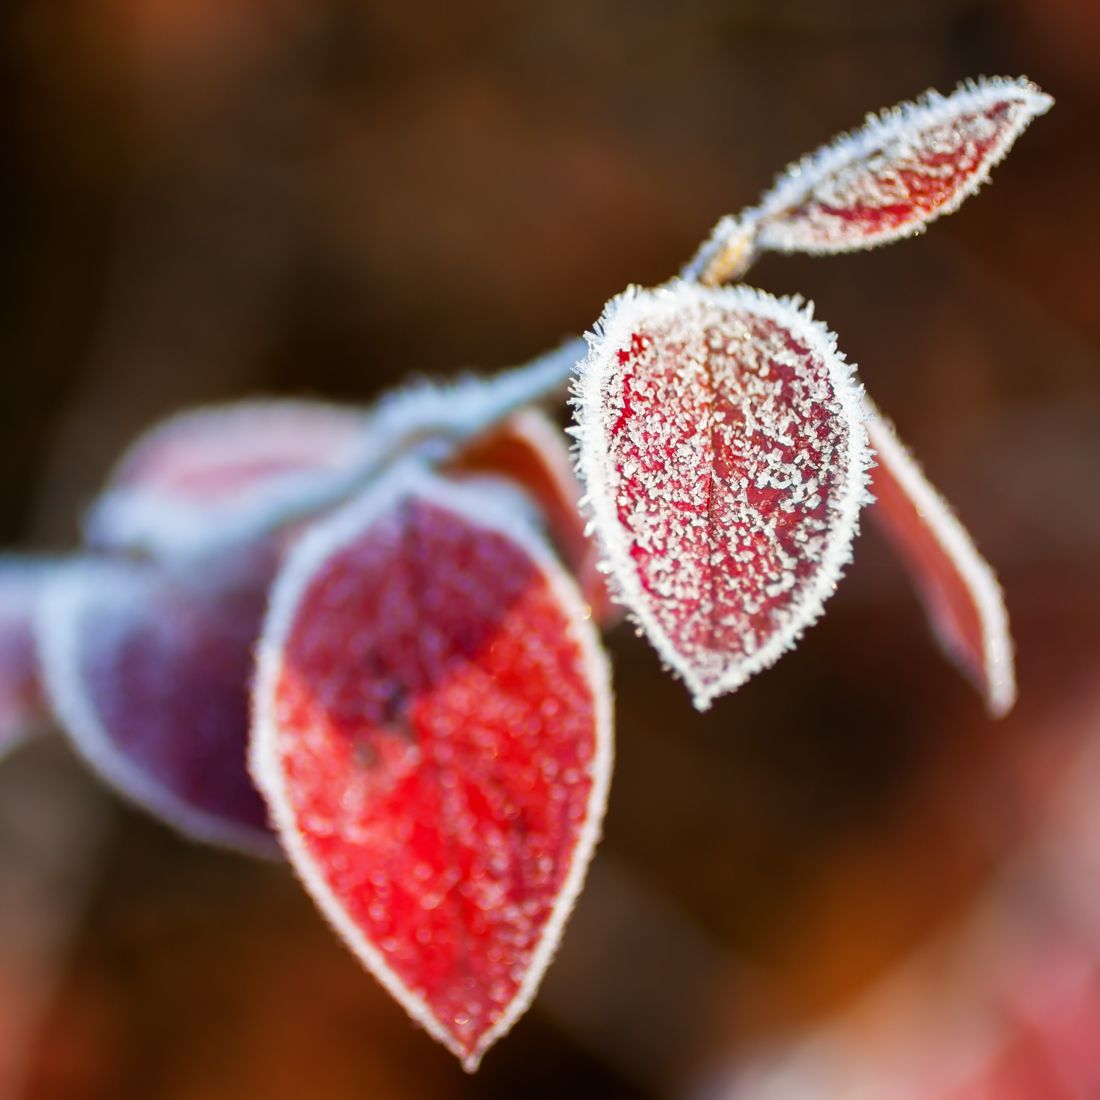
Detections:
692,76,1052,274
37,544,280,856
85,349,582,561
573,281,870,710
0,557,56,756
717,740,1100,1100
450,409,618,627
756,75,1052,253
251,467,612,1071
369,339,585,455
867,404,1015,718
85,401,375,559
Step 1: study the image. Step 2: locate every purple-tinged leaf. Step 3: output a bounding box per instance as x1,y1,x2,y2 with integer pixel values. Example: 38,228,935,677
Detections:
573,281,870,710
251,467,612,1070
37,544,280,856
0,557,56,755
867,404,1015,717
689,76,1052,281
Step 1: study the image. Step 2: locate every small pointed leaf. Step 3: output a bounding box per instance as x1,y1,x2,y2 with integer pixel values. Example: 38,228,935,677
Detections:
573,281,870,709
86,350,582,561
867,404,1015,717
251,467,612,1071
37,546,279,855
749,76,1052,258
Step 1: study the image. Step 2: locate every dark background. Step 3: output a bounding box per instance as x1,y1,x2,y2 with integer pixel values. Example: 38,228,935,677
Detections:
1,1,1098,1097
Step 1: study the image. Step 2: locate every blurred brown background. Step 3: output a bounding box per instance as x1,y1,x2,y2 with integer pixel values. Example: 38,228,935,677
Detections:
2,1,1099,1097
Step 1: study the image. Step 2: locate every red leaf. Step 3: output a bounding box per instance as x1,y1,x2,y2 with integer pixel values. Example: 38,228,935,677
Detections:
450,409,618,626
85,401,374,558
250,467,612,1071
688,77,1051,280
867,405,1015,717
0,557,54,754
573,282,870,709
754,76,1052,255
37,544,280,856
84,349,583,561
716,738,1100,1100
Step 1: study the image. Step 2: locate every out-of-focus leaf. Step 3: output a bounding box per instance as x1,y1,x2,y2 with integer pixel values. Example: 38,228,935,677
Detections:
689,77,1052,282
451,409,617,626
85,348,583,561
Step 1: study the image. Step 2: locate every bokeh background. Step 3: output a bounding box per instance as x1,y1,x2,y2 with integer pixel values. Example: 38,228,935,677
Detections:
2,1,1099,1097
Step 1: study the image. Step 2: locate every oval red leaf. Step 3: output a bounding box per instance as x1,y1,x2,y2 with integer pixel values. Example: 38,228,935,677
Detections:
867,404,1015,717
753,76,1052,255
573,281,870,709
251,467,612,1070
450,409,618,627
37,545,279,855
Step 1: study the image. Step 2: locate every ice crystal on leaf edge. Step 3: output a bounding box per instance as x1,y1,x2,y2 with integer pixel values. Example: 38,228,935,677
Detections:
571,281,874,711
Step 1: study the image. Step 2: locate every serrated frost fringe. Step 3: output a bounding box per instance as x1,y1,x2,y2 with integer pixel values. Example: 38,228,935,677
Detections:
573,281,872,710
85,346,585,563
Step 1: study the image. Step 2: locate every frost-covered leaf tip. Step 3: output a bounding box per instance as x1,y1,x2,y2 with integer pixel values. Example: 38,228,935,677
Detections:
250,466,612,1071
37,546,280,856
451,409,617,626
0,557,55,755
691,76,1052,279
755,75,1052,255
573,281,870,710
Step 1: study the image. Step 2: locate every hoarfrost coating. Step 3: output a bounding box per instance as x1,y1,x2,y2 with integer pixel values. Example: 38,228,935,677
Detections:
573,282,871,710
